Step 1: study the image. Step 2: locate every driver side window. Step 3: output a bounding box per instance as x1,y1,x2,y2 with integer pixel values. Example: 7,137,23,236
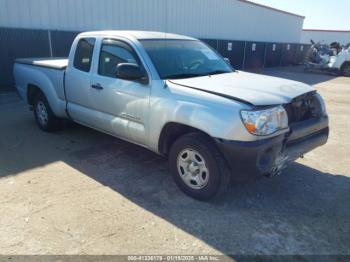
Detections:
98,39,139,78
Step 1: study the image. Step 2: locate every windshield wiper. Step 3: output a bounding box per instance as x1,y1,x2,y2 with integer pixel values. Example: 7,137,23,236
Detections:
206,70,231,76
164,73,206,79
164,70,232,79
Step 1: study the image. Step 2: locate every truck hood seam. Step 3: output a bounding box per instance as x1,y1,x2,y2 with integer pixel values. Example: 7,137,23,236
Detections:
167,80,254,106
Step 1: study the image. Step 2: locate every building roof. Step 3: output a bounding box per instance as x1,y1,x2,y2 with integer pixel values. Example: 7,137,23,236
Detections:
303,29,350,33
238,0,305,19
79,31,197,40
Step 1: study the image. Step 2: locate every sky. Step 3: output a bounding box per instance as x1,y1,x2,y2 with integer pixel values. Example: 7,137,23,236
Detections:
248,0,350,30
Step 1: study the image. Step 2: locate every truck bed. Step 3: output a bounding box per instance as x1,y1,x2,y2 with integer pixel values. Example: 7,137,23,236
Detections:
15,58,68,70
14,58,68,117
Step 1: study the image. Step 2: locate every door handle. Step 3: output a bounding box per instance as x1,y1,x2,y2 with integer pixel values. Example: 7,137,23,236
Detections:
91,83,103,90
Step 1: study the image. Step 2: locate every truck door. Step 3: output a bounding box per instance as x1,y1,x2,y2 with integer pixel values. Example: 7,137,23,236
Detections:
65,37,99,126
89,38,151,146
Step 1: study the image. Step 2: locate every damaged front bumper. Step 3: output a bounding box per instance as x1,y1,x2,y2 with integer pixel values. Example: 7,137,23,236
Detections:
215,116,329,178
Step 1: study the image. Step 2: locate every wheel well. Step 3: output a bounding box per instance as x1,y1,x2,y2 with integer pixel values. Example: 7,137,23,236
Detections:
158,122,211,155
27,84,43,105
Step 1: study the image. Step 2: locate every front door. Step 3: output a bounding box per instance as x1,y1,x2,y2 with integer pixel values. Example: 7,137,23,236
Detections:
89,38,151,146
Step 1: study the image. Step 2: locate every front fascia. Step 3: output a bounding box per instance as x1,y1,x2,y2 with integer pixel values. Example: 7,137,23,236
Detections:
146,80,289,153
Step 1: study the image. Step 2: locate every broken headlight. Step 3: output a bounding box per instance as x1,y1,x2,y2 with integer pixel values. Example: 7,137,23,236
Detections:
241,105,289,136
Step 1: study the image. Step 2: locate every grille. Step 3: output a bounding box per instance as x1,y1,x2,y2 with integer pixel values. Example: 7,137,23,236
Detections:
284,92,323,124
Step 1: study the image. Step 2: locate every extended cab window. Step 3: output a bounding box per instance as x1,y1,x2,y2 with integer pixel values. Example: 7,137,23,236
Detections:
98,39,139,78
73,38,96,72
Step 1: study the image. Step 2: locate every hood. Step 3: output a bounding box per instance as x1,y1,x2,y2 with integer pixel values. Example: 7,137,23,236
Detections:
168,71,314,106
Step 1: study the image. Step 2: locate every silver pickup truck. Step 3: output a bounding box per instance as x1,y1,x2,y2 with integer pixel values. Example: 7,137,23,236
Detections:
14,31,329,200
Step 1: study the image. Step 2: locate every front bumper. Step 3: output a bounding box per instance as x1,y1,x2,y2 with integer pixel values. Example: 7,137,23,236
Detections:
215,116,329,178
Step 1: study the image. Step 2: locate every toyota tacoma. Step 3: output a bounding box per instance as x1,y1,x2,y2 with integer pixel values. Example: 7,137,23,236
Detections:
14,31,329,200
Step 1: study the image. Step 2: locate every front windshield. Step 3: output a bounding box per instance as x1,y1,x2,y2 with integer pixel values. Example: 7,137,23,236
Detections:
140,39,233,79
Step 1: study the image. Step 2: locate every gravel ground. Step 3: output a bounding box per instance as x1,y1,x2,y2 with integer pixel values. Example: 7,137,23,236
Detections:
0,68,349,256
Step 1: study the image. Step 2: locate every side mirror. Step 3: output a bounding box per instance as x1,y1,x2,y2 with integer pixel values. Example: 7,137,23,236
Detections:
116,63,148,84
224,57,231,65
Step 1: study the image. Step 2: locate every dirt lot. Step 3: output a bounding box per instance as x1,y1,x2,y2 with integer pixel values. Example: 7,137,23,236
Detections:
0,68,349,256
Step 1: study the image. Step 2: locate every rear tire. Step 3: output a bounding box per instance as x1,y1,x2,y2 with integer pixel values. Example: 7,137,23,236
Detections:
341,62,350,77
169,133,231,200
33,92,60,132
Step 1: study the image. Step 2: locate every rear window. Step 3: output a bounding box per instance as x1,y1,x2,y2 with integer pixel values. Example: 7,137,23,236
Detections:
73,38,96,72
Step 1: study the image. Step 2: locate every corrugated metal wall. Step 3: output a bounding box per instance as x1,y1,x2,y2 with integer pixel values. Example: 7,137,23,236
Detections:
217,41,245,70
265,43,283,67
50,31,80,57
0,28,80,91
244,42,266,69
0,28,51,91
0,0,303,43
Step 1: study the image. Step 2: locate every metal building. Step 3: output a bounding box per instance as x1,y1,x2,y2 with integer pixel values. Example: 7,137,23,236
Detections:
0,0,304,43
0,0,307,92
301,29,350,45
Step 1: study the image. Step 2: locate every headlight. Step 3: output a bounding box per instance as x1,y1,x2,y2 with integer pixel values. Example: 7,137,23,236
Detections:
315,93,327,116
241,105,289,136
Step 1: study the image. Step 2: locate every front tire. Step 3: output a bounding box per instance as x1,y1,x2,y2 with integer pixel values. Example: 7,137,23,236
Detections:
169,133,231,200
33,92,59,132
